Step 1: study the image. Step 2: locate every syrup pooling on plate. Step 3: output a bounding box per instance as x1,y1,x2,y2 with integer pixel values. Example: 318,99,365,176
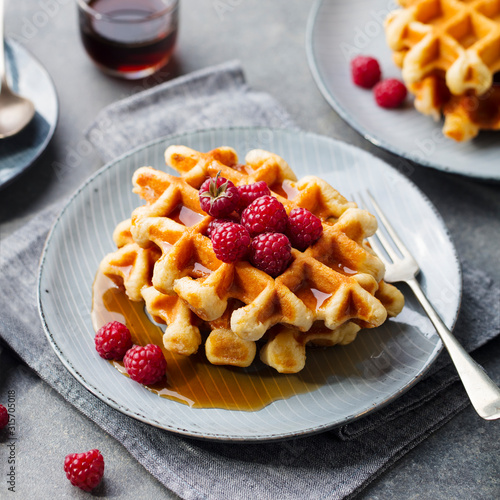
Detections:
92,270,338,410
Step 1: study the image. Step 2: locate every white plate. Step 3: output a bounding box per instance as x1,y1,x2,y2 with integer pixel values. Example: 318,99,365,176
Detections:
306,0,500,180
38,127,461,441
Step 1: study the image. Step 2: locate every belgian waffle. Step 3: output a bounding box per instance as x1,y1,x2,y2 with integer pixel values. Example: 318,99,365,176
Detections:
386,0,500,95
99,147,405,373
100,219,202,357
385,0,500,140
411,74,500,141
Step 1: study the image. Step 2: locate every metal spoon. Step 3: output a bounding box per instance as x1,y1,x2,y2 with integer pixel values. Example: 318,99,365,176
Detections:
0,0,35,139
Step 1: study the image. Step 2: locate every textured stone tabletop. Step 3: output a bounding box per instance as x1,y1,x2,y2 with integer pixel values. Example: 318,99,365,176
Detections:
0,1,499,498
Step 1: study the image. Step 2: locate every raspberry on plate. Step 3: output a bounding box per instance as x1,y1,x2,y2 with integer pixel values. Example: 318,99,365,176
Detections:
94,321,132,360
250,232,292,277
351,55,381,89
374,78,408,108
123,344,167,385
64,449,104,492
199,172,240,218
237,181,271,211
287,208,323,251
0,404,8,429
241,195,288,236
211,222,251,263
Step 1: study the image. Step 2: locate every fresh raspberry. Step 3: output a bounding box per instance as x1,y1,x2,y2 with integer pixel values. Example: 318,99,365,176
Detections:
0,405,8,429
64,449,104,492
199,172,240,217
241,195,288,236
351,56,381,88
211,222,251,263
374,78,408,108
250,232,292,277
287,208,323,251
237,181,271,211
94,321,132,360
123,344,167,385
206,216,239,238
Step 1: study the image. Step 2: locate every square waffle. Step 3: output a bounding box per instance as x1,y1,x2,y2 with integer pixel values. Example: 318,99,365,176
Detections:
385,0,500,140
411,73,500,141
99,147,404,373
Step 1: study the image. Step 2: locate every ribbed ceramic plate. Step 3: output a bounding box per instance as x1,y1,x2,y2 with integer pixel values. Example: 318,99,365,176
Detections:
307,0,500,180
38,127,461,441
0,39,58,189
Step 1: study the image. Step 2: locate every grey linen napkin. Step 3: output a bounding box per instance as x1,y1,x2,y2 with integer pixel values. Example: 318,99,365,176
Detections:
1,60,499,500
86,60,297,163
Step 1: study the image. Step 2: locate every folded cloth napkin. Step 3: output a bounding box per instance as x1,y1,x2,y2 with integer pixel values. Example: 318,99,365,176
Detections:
1,60,499,500
86,60,297,163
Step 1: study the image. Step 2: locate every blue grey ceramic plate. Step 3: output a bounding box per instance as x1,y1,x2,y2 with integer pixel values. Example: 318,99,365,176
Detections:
38,127,461,441
0,39,58,189
307,0,500,180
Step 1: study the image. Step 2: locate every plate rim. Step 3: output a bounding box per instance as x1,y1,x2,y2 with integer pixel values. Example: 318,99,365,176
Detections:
305,0,499,181
37,126,462,442
0,38,59,190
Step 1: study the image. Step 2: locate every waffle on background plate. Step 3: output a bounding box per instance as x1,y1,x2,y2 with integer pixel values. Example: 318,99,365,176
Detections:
99,146,404,374
385,0,500,141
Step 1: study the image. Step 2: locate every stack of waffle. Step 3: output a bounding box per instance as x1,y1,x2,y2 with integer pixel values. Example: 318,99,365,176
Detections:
385,0,500,141
99,146,404,373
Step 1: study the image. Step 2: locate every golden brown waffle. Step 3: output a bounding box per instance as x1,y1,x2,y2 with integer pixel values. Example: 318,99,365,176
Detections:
133,148,393,336
99,146,404,373
386,0,500,96
410,75,500,140
100,219,202,357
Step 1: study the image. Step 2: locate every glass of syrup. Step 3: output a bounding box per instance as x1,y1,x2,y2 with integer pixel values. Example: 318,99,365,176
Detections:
76,0,179,79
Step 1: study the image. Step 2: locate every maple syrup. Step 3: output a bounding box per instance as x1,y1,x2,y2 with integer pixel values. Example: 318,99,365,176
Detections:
233,163,255,175
310,288,333,310
78,0,178,78
169,204,205,227
336,262,357,275
92,271,340,410
271,180,300,200
294,284,333,312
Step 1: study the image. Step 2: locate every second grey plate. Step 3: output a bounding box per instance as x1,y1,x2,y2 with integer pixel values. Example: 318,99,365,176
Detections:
307,0,500,180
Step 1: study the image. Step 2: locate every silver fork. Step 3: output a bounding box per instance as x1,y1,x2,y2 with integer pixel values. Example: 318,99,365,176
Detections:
357,190,500,421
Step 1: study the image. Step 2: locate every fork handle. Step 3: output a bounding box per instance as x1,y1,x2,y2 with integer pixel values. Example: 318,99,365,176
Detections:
407,278,500,420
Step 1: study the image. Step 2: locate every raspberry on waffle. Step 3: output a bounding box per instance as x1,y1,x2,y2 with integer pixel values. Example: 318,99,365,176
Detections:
98,146,404,373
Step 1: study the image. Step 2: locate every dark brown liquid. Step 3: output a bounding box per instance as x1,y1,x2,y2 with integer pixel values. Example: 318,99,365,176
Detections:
79,0,177,75
92,271,340,410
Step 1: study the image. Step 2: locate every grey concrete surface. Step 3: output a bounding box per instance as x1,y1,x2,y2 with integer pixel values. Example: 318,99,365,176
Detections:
0,0,499,498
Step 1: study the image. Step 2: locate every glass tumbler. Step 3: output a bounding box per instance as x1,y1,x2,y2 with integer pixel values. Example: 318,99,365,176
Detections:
76,0,179,79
